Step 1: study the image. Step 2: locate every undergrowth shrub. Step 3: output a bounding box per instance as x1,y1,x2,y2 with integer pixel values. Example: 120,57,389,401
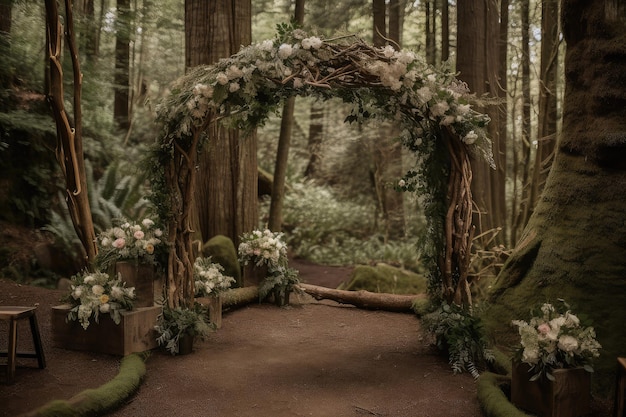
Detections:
266,181,425,271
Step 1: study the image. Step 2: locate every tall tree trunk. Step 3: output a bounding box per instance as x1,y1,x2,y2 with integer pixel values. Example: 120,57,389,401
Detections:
388,0,402,47
498,0,509,245
303,102,324,179
530,0,559,214
425,0,434,64
456,0,505,247
185,0,254,256
113,0,131,130
485,0,626,394
372,0,386,46
370,0,405,240
268,0,305,232
441,0,449,62
513,0,533,244
0,0,11,90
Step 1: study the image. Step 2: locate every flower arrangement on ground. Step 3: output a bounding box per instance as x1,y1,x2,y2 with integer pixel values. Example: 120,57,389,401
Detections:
193,256,236,297
238,229,300,304
154,303,213,355
511,300,601,381
64,270,135,330
238,228,288,269
95,217,164,270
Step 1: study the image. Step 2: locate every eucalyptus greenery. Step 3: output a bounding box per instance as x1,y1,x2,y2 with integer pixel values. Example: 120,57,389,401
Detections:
154,303,213,355
422,302,494,378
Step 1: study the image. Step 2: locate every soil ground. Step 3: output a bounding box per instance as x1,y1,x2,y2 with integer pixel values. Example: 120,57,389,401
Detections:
0,259,485,417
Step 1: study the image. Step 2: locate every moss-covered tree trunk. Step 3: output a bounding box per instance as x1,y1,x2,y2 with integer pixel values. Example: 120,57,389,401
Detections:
484,0,626,394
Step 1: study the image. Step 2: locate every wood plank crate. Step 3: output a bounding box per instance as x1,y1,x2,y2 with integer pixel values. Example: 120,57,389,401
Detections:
51,305,161,356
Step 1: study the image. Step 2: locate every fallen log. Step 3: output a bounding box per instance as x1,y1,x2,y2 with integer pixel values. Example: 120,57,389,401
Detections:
221,286,259,309
298,283,426,313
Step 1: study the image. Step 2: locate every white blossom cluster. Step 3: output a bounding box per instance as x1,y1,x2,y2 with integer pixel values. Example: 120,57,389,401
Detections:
66,270,135,330
193,257,235,297
155,27,493,167
512,302,601,380
238,229,288,269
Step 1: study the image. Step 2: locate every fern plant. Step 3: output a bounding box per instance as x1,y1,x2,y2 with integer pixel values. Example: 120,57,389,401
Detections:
44,160,154,270
422,302,494,379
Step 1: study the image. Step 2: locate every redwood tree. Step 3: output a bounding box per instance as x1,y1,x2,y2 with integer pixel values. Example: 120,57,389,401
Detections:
484,0,626,394
185,0,254,292
456,0,506,246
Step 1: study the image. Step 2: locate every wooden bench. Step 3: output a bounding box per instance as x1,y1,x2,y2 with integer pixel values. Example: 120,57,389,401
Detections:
0,306,46,384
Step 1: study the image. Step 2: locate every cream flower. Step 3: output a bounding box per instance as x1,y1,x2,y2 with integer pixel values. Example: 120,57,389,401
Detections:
278,44,293,59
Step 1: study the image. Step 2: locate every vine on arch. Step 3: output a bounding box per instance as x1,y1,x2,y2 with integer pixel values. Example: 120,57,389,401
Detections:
151,25,493,309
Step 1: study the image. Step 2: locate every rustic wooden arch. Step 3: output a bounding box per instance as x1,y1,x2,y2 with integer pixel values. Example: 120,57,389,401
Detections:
152,27,493,310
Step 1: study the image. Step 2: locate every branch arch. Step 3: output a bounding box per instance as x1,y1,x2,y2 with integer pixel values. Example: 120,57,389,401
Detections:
151,27,493,309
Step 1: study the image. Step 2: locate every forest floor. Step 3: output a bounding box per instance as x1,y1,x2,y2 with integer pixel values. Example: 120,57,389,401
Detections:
0,258,489,417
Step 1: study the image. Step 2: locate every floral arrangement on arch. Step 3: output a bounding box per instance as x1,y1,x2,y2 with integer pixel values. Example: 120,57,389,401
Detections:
156,24,494,170
193,256,236,297
95,217,164,270
511,300,601,381
64,270,135,330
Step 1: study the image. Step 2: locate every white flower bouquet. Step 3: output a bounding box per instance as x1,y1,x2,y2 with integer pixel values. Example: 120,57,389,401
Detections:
96,218,164,270
238,229,288,269
65,270,135,330
238,229,300,305
511,301,601,381
193,257,236,297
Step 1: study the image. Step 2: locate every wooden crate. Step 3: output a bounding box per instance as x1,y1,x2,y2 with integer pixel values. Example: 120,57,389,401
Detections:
511,361,591,417
51,305,161,356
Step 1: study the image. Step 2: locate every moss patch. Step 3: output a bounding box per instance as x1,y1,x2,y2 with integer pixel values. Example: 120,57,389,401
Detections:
202,235,242,287
477,373,531,417
23,353,146,417
338,263,427,295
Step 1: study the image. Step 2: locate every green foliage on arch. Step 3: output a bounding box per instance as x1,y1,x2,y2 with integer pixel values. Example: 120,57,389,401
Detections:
150,25,493,303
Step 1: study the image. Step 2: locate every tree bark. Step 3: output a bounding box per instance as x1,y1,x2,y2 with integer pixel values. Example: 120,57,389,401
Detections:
268,0,304,232
456,0,505,247
303,102,324,179
485,0,626,392
531,0,559,213
441,0,449,62
372,0,386,46
0,0,11,90
299,283,425,313
113,0,131,130
184,0,255,295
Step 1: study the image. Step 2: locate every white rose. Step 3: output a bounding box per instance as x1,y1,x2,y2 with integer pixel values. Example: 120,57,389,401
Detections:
558,335,579,353
278,44,293,59
92,284,105,296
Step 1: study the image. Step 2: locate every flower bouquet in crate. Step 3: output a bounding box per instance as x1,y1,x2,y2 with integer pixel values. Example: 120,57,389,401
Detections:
64,270,135,330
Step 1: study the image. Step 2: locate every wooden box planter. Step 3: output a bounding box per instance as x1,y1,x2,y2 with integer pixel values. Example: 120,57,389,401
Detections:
115,261,156,308
197,296,223,329
511,362,591,417
51,304,161,356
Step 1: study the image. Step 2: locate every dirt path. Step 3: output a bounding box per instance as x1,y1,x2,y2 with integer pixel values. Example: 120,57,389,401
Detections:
0,260,483,417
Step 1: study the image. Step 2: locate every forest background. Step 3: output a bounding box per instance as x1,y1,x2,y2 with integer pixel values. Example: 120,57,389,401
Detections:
0,0,556,281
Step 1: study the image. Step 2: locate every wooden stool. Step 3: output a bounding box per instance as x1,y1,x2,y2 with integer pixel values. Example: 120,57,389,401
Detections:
0,306,46,384
616,357,626,417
